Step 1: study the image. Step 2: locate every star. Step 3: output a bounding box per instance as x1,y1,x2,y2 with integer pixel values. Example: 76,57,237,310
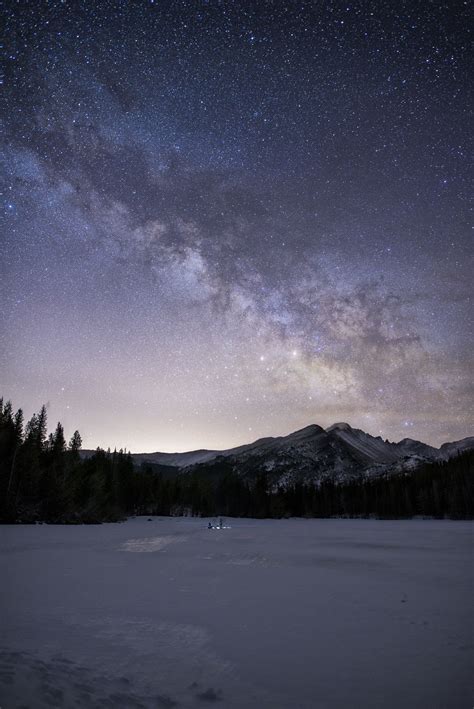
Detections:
1,0,470,451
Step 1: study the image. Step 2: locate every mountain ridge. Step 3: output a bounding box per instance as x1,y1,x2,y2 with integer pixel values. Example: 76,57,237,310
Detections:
81,422,473,486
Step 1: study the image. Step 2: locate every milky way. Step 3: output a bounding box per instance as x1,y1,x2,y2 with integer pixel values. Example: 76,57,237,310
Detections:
2,1,472,451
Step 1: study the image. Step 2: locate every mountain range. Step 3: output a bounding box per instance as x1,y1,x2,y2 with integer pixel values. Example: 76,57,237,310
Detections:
83,423,474,486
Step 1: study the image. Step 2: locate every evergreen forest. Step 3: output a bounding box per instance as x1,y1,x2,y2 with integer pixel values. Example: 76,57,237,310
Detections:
1,398,472,523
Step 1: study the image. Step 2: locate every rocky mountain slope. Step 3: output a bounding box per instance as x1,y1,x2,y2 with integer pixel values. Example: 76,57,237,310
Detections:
103,423,473,486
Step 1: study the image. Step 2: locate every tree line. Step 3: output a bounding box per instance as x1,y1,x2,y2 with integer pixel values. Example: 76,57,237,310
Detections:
154,452,473,520
0,398,472,523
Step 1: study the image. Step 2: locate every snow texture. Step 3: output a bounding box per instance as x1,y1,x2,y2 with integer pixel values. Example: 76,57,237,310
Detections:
1,517,472,708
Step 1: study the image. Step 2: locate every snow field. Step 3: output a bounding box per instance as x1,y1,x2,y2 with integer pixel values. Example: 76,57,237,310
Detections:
0,517,472,708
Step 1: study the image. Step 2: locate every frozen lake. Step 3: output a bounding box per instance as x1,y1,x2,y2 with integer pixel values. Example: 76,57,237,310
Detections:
1,517,472,708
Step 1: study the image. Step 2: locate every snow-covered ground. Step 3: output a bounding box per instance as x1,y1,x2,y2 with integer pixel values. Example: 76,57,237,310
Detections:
0,517,472,708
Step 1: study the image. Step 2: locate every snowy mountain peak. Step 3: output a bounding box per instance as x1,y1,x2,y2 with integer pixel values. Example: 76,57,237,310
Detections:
285,424,326,439
326,422,353,432
439,437,474,458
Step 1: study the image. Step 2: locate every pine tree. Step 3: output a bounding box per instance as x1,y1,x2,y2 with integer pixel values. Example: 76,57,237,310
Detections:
36,405,48,451
2,400,13,426
53,422,66,454
0,400,16,517
5,409,24,502
13,409,24,445
25,413,38,441
69,430,82,453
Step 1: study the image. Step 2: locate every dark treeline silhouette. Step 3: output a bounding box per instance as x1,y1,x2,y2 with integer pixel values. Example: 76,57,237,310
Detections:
163,454,473,520
1,398,473,523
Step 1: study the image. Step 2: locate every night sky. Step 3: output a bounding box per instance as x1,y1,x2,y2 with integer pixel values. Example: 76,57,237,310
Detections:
2,0,472,452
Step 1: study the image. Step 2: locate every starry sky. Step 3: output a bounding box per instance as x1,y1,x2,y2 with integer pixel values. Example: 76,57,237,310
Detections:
2,0,472,452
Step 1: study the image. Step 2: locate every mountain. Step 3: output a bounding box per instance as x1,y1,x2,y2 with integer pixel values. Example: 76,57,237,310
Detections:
82,424,473,487
183,423,471,486
439,437,474,459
